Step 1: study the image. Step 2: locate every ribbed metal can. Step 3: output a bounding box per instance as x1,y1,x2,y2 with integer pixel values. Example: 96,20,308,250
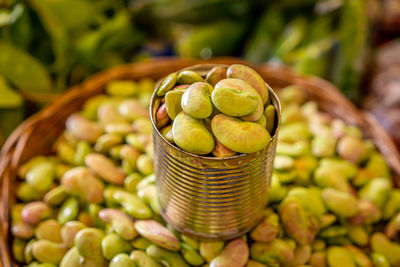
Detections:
150,64,281,240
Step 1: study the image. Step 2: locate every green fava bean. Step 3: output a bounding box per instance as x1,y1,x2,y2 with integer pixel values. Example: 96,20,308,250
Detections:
74,141,92,165
61,221,87,248
21,201,51,225
26,162,55,193
199,240,224,263
372,253,390,267
98,208,138,240
371,233,400,266
383,189,400,220
205,66,227,86
56,142,76,165
24,239,35,264
157,73,177,96
311,135,336,158
94,133,123,153
344,245,373,267
61,167,104,204
359,177,392,208
88,204,106,228
287,187,326,218
283,245,311,267
27,263,57,267
135,220,180,251
256,115,267,128
12,238,26,263
246,260,267,267
250,239,294,265
130,250,162,267
181,82,213,119
97,103,126,126
181,242,205,266
264,105,276,134
66,114,103,143
319,158,357,179
131,236,153,250
327,246,356,267
268,174,288,203
44,186,68,206
321,188,358,218
60,247,80,267
106,80,137,97
212,137,236,158
161,125,174,144
215,78,263,122
278,199,319,245
110,254,136,267
165,89,184,120
181,234,199,250
57,197,79,224
101,233,132,260
146,245,189,267
250,209,280,243
211,114,270,154
18,156,49,179
124,173,143,193
346,225,369,246
85,153,125,185
137,185,161,214
209,239,248,267
211,86,258,117
227,64,269,104
177,70,204,84
172,112,215,155
309,252,327,267
31,240,67,264
337,135,367,164
17,182,42,203
35,219,62,242
279,122,311,143
137,154,154,176
156,103,170,129
113,190,152,219
313,167,352,193
119,99,149,121
75,228,105,260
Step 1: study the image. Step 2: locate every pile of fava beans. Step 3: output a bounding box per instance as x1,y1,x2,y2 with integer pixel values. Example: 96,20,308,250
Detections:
9,75,400,267
154,64,276,156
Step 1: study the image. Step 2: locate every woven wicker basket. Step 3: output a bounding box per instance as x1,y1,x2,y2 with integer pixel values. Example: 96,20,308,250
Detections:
1,57,400,266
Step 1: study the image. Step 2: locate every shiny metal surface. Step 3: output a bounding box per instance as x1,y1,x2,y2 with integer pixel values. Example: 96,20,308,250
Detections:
150,64,281,240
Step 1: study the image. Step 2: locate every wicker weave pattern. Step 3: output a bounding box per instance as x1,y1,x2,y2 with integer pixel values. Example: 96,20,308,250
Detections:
1,58,400,266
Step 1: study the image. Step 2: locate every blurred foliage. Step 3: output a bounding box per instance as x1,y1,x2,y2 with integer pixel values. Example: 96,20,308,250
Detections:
0,0,370,145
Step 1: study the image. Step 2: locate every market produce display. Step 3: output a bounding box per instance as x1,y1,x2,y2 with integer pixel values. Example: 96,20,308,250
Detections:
9,78,400,266
154,64,275,156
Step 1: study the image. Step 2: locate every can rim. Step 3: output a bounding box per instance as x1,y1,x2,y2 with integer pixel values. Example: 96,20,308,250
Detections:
149,63,282,161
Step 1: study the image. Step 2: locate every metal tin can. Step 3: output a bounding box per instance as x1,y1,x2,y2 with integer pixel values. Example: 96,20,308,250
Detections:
150,64,281,240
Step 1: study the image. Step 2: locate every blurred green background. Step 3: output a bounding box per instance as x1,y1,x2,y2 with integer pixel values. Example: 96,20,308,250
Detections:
0,0,395,146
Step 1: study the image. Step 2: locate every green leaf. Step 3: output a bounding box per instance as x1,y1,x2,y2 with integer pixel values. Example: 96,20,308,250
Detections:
10,6,33,49
174,20,248,58
28,0,101,90
0,76,23,108
0,105,24,139
29,0,99,32
76,11,144,70
0,41,52,93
